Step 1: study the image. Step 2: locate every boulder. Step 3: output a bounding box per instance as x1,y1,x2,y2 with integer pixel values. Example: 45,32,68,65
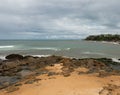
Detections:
6,54,23,60
3,61,20,69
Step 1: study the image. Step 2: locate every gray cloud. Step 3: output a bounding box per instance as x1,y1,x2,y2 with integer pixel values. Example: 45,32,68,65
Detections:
0,0,120,39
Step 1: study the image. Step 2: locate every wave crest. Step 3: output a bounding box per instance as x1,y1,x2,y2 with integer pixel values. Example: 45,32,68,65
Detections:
0,45,14,49
35,47,60,51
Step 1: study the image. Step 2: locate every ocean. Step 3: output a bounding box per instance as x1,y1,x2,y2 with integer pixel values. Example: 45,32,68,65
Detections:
0,40,120,59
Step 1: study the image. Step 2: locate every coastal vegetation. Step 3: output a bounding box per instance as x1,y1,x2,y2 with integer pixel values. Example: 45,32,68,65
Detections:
85,34,120,42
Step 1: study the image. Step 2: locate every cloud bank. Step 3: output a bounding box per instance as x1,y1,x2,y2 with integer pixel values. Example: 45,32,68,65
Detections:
0,0,120,39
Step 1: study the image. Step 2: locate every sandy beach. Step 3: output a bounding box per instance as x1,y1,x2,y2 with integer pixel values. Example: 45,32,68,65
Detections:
0,62,120,95
0,0,120,94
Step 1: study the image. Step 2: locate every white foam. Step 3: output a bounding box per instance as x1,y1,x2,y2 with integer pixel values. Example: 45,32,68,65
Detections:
65,48,71,50
35,47,60,51
0,56,6,60
0,45,14,49
83,51,105,55
83,51,91,54
101,41,119,45
32,55,50,57
112,58,120,63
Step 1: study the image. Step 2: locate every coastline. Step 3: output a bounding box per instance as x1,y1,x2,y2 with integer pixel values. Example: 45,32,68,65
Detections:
0,54,120,95
0,40,120,59
101,41,120,45
84,40,120,45
84,34,120,45
1,54,120,63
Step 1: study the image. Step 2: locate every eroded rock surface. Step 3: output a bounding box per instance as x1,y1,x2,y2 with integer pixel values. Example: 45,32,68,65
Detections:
0,54,120,90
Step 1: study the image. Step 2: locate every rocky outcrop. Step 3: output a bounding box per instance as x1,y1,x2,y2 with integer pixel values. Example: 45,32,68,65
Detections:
6,54,24,60
99,84,120,95
0,54,120,90
85,34,120,42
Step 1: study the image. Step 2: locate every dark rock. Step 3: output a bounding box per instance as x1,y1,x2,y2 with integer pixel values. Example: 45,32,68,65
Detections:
0,54,119,90
25,79,41,84
47,72,56,76
78,71,86,75
50,64,54,66
0,76,20,89
6,86,19,93
99,84,120,95
4,60,20,68
23,56,34,60
0,59,3,63
63,73,71,77
35,71,48,75
17,70,35,77
14,83,22,87
6,54,23,60
25,80,35,84
0,82,10,89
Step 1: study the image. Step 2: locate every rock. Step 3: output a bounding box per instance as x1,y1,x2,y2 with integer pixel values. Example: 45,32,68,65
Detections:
6,86,19,93
63,73,71,77
0,60,20,71
6,54,23,60
0,54,119,91
0,82,10,89
99,84,120,95
14,83,22,87
24,79,41,84
98,70,109,77
0,59,3,63
47,72,56,76
17,70,35,77
62,67,72,77
25,80,35,84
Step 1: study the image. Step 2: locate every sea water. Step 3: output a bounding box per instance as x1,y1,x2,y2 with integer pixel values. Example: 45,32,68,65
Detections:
0,40,120,59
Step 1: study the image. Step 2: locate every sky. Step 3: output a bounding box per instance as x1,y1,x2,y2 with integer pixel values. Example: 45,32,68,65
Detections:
0,0,120,39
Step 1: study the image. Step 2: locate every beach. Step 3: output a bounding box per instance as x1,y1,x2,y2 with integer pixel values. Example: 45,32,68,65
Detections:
1,71,120,95
0,40,120,95
0,0,120,94
0,54,120,95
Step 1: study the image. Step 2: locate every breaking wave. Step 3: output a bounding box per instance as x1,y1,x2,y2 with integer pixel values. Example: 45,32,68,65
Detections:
35,47,61,51
0,45,14,49
34,47,71,51
82,51,105,55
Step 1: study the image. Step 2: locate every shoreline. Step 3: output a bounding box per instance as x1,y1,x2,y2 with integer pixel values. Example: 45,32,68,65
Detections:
0,54,120,95
101,41,120,45
85,40,120,45
1,54,120,63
